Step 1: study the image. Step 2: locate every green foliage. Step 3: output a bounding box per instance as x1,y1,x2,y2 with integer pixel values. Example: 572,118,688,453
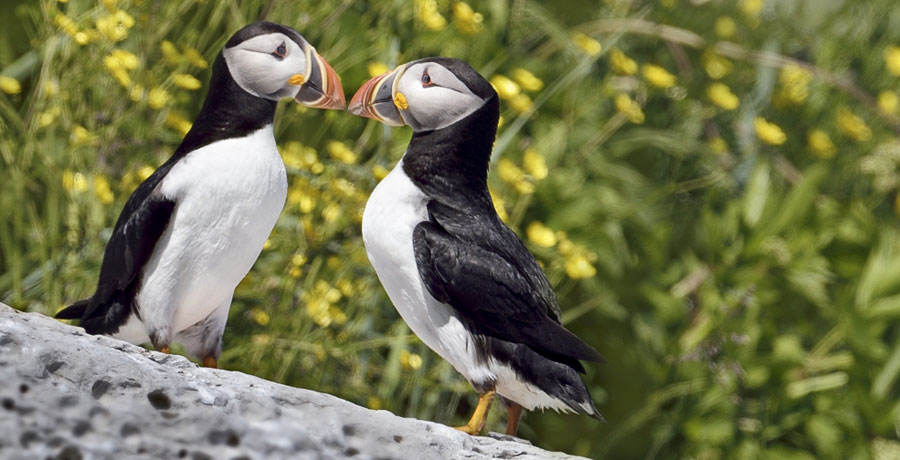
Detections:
3,0,900,458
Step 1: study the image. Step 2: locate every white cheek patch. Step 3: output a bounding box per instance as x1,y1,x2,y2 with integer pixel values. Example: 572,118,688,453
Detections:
223,34,306,99
405,85,484,130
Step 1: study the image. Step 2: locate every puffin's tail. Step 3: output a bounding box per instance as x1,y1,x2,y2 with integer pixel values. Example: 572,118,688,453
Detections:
55,299,90,320
490,339,604,421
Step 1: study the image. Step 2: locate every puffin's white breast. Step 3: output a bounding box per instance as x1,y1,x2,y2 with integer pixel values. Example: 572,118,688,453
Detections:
362,161,491,385
136,125,287,334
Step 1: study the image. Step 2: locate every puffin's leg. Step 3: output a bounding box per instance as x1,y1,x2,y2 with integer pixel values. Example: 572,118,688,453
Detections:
177,298,230,369
454,390,496,435
159,346,171,354
505,401,524,436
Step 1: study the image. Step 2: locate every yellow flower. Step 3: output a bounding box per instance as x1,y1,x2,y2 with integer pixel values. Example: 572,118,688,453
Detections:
565,253,597,279
573,33,602,57
71,172,88,192
835,108,871,142
417,0,447,31
322,203,342,223
452,2,483,35
642,64,676,89
614,93,644,124
262,239,272,250
0,76,21,94
609,49,637,76
778,64,811,104
514,178,535,194
62,170,88,193
54,13,78,38
703,52,733,79
497,158,523,184
38,107,60,128
173,74,202,90
42,80,59,98
103,49,138,87
400,350,423,370
490,75,520,100
109,49,139,70
512,68,543,92
291,253,308,268
129,84,144,102
137,165,155,181
160,40,181,65
878,91,899,115
147,87,170,110
183,48,208,69
94,175,114,204
367,396,382,410
367,61,389,78
96,10,134,42
508,93,533,114
71,125,98,146
165,112,192,137
303,280,343,327
754,117,786,145
715,16,736,39
527,221,557,248
327,140,357,164
248,308,270,326
807,130,836,159
522,148,548,180
281,141,319,169
708,137,729,155
885,45,900,76
109,68,131,87
740,0,765,18
373,164,390,180
707,83,740,110
73,32,91,45
489,188,509,222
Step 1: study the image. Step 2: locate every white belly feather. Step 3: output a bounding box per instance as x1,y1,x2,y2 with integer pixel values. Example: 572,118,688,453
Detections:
123,125,286,342
362,161,571,412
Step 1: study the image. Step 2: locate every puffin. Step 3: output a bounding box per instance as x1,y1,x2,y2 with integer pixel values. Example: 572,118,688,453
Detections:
56,21,345,368
347,57,603,436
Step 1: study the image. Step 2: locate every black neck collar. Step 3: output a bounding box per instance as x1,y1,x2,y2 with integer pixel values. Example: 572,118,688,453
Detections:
401,95,500,208
174,52,277,155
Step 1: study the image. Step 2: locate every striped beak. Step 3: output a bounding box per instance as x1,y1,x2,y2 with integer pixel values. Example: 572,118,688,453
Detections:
347,65,406,126
294,48,346,110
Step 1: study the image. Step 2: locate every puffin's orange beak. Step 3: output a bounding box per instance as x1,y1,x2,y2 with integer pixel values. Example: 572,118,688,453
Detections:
294,48,345,110
347,65,406,126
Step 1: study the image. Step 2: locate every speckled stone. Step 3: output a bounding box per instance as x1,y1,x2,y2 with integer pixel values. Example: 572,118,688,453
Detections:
0,303,589,460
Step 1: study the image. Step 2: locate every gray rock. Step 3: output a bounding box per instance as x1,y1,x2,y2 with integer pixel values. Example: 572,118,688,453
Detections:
0,303,588,460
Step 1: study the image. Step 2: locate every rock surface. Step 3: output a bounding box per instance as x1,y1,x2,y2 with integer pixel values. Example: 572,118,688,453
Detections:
0,303,588,460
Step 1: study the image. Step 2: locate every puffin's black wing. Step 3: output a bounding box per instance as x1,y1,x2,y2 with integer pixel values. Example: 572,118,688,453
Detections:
412,216,604,368
56,167,176,335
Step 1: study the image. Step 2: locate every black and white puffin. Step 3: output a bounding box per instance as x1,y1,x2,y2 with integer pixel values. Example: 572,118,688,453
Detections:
56,21,345,368
348,57,603,436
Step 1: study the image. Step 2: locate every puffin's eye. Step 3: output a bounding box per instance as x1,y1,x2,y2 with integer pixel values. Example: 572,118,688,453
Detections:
421,70,434,87
272,43,286,59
